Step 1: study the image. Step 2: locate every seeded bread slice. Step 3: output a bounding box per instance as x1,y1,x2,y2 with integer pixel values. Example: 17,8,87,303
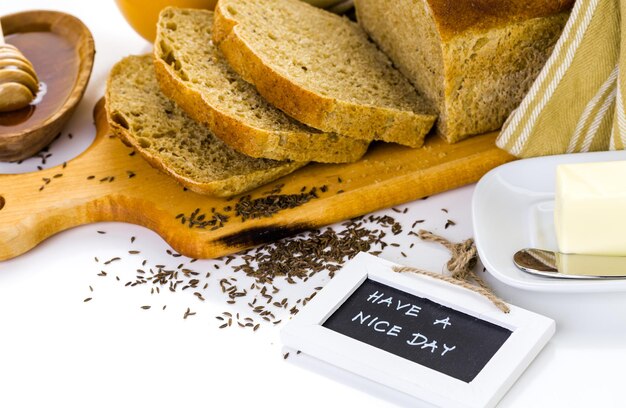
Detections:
154,8,368,163
212,0,437,148
105,55,305,198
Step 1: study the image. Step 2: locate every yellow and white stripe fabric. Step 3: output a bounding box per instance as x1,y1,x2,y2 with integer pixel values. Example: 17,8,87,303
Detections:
497,0,623,158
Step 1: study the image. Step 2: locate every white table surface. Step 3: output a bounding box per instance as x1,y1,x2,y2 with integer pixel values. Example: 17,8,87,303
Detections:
1,2,625,407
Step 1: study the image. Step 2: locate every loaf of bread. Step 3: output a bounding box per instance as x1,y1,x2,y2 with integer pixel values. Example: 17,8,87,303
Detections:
154,7,368,163
105,55,305,197
356,0,573,143
212,0,437,148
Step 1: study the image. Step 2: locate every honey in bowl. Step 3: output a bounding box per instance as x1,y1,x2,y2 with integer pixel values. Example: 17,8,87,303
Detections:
0,10,94,162
0,32,77,132
114,0,218,42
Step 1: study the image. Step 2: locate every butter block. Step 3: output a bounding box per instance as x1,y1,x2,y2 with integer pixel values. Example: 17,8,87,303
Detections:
556,252,626,276
555,161,626,255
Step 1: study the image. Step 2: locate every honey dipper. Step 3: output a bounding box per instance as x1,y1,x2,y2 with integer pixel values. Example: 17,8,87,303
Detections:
0,19,40,112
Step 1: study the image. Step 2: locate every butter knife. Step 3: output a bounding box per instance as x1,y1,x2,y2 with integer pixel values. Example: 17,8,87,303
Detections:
514,248,626,279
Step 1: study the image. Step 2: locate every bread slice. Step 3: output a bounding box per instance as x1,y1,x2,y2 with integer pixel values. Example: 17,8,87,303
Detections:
105,55,305,198
212,0,437,148
154,7,368,163
355,0,572,143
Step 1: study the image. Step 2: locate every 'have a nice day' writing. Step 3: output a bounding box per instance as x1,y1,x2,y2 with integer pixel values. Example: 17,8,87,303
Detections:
351,290,456,357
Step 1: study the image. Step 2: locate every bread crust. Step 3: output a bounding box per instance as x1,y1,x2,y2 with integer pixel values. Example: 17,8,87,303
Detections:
153,46,368,163
356,0,571,143
154,7,367,163
426,0,575,40
105,56,305,198
212,0,436,148
106,106,304,197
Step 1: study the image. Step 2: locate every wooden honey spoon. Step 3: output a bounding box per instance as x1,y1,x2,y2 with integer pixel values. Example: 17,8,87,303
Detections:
0,19,40,112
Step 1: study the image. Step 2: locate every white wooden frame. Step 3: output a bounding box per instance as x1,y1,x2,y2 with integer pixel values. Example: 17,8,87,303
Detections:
281,253,555,408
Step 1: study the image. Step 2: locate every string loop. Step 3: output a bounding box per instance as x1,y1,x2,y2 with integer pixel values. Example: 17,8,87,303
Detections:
393,230,510,313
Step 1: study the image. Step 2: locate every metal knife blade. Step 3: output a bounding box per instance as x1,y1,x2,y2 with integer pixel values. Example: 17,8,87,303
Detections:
514,248,626,279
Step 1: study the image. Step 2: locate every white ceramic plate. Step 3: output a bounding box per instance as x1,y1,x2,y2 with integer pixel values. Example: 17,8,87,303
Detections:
472,150,626,293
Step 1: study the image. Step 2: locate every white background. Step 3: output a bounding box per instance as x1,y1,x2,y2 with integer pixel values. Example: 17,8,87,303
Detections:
1,1,625,407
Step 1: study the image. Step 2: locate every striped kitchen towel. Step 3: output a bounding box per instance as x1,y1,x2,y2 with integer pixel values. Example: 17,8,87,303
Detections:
497,0,624,158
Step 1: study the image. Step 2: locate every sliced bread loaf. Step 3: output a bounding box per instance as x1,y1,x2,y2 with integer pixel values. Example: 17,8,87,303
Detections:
212,0,437,148
105,55,306,198
356,0,572,143
154,7,368,163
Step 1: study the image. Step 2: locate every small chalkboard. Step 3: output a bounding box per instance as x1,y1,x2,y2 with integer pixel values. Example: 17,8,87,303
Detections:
281,253,554,408
323,279,512,383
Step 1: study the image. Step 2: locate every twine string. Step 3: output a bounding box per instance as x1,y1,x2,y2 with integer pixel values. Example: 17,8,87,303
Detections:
392,230,510,313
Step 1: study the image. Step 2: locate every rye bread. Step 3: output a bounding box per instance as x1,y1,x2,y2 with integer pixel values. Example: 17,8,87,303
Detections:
212,0,437,148
154,7,368,163
105,55,305,197
356,0,572,143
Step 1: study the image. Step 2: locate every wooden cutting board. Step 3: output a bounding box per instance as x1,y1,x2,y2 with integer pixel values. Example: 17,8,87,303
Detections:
0,100,514,261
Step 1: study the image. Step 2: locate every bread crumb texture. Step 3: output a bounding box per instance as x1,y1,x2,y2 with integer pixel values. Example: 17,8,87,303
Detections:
105,54,304,197
356,0,571,142
213,0,436,148
154,7,368,163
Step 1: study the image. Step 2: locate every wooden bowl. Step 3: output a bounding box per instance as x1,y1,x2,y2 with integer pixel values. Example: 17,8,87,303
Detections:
0,11,95,162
